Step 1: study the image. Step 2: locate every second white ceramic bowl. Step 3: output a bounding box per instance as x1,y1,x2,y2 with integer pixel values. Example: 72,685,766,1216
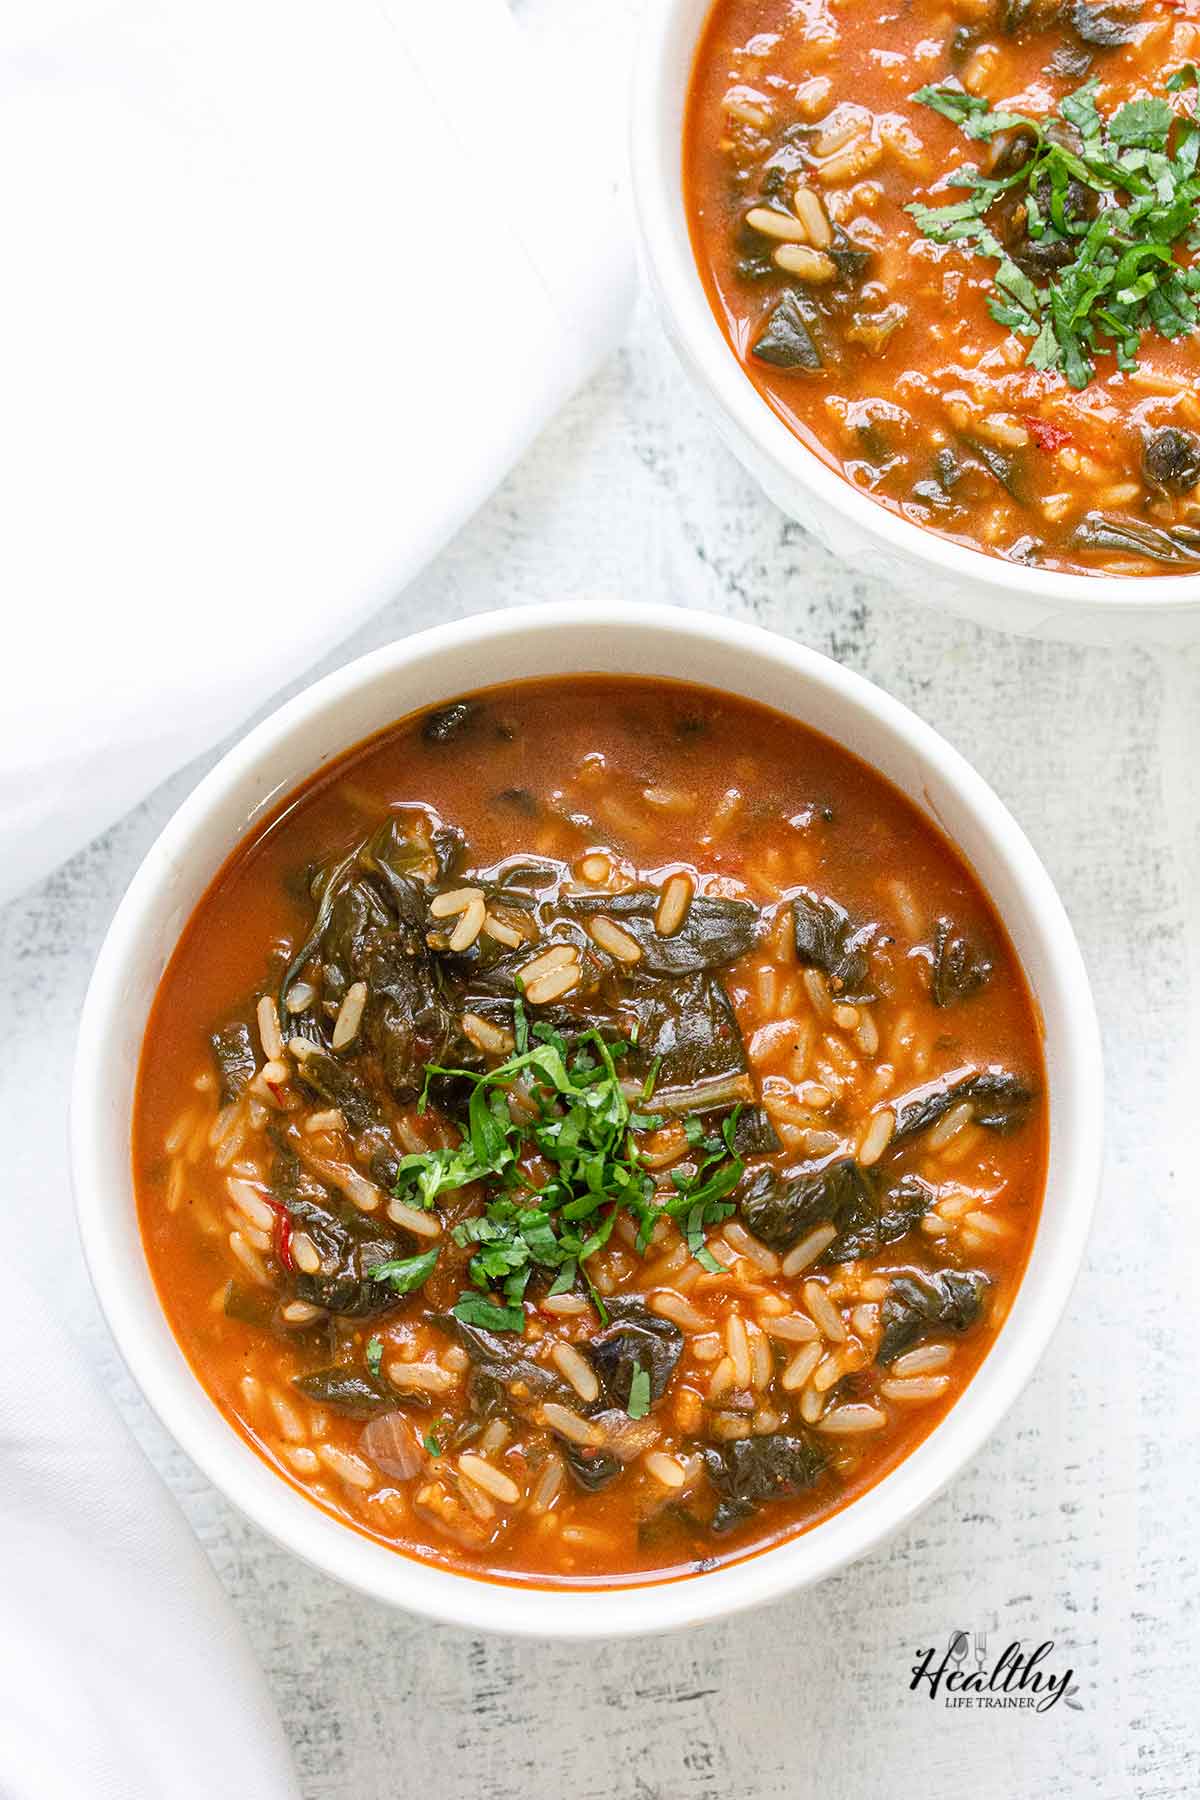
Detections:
630,0,1200,644
72,603,1102,1636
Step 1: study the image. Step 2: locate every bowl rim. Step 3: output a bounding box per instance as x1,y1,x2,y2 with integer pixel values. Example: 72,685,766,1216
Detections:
71,600,1103,1638
628,0,1200,618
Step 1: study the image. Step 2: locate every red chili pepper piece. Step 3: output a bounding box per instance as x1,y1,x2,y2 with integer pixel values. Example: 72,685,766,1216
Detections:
272,1203,294,1272
1023,416,1072,453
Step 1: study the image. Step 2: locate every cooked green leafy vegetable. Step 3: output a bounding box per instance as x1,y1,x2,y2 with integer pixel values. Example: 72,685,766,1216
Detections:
877,1269,988,1363
889,1068,1035,1144
825,1172,934,1263
210,1022,257,1105
422,700,480,744
222,1280,277,1331
561,890,760,975
430,1312,569,1404
270,1145,398,1318
791,890,876,996
561,1441,624,1492
292,1047,381,1133
740,1158,876,1252
588,1300,682,1411
620,971,746,1091
908,68,1200,387
730,1106,781,1157
739,1158,932,1261
751,289,823,369
928,917,993,1008
292,1368,395,1416
278,816,461,1102
1072,510,1200,564
1069,0,1140,48
1142,425,1200,494
701,1433,828,1532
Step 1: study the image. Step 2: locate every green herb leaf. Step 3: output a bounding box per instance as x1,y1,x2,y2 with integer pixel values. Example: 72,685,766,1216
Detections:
626,1362,652,1420
909,75,1200,388
367,1248,440,1295
452,1292,526,1332
911,83,1027,142
365,1333,383,1377
1060,79,1102,142
388,1014,746,1327
1109,97,1174,150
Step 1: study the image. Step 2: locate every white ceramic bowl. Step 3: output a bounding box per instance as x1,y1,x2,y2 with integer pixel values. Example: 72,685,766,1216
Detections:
72,602,1102,1637
630,0,1200,645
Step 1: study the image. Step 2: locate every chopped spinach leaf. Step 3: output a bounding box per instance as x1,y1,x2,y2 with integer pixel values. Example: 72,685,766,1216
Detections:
292,1368,395,1417
701,1433,828,1532
730,1105,780,1157
889,1068,1034,1145
210,1022,257,1105
739,1159,931,1262
271,1147,399,1318
928,917,993,1007
588,1300,682,1411
825,1172,935,1263
739,1158,875,1252
877,1270,988,1364
422,701,479,744
1142,426,1200,494
561,1443,624,1493
751,290,823,370
621,970,747,1091
1069,0,1140,46
560,889,759,975
1072,511,1200,565
791,889,876,996
222,1281,277,1331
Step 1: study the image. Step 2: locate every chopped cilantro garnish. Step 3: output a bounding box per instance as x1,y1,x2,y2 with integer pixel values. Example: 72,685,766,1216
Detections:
365,1333,383,1378
422,1415,450,1457
908,69,1200,388
513,988,529,1055
626,1362,651,1421
452,1292,526,1332
389,1025,745,1335
366,1248,440,1295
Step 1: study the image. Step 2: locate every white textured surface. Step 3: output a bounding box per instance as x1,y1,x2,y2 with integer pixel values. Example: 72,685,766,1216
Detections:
5,14,1200,1779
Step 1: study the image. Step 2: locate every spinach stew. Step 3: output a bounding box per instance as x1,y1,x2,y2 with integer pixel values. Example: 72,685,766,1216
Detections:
134,678,1046,1586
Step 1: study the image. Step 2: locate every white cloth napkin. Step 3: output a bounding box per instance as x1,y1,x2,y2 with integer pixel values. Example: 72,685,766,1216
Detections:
0,0,634,902
0,1264,301,1800
0,2,632,1791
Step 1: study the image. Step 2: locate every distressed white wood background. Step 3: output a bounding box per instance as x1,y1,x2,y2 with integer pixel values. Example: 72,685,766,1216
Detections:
4,1,1199,1790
